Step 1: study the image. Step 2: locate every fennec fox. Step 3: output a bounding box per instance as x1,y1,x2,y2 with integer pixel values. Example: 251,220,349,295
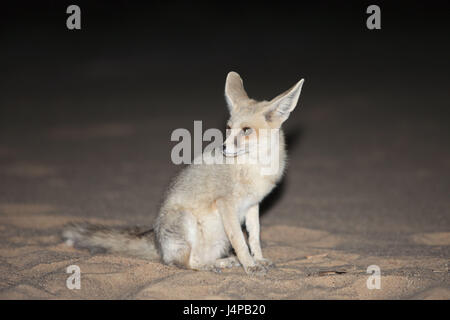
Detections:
63,72,304,275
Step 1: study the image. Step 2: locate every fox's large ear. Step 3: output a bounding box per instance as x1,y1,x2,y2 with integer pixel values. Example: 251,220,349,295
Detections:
225,71,249,112
265,79,304,124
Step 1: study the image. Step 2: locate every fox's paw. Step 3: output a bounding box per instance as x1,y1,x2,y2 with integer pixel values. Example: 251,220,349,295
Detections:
215,256,241,269
244,264,267,276
255,258,275,269
193,264,223,273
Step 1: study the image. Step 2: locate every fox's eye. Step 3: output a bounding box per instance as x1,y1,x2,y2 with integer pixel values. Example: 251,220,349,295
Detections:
242,127,253,136
226,125,231,130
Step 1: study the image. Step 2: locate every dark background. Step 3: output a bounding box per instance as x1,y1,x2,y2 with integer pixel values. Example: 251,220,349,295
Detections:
0,1,449,256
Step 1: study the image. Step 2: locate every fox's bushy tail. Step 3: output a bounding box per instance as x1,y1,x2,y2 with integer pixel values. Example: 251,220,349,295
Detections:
62,222,160,260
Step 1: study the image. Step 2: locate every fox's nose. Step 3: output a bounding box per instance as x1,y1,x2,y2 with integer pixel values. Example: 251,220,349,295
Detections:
222,144,227,152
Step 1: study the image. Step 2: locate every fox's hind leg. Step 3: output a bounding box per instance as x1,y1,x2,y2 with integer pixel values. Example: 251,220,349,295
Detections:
157,209,239,272
159,237,192,269
155,210,194,269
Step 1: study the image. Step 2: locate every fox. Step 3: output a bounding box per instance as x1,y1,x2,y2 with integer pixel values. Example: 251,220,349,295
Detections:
63,71,305,275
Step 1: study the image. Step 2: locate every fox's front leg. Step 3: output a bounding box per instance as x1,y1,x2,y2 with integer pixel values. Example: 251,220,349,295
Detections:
216,199,266,275
245,205,274,268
